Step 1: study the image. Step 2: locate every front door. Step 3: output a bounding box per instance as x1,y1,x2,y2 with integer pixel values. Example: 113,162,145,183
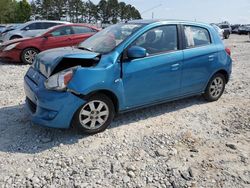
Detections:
122,25,183,108
39,26,74,51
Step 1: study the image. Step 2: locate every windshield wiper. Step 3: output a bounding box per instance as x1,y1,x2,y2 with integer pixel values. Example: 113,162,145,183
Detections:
78,46,93,52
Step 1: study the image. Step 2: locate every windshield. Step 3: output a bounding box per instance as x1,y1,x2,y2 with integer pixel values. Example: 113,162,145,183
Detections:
78,23,144,54
35,26,57,37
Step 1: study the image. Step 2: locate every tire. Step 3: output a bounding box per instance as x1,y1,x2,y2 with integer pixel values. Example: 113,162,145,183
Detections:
21,48,39,64
10,36,22,40
224,33,229,39
203,73,226,102
72,94,115,134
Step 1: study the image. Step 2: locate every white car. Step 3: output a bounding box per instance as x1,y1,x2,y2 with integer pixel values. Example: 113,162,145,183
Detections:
1,20,69,42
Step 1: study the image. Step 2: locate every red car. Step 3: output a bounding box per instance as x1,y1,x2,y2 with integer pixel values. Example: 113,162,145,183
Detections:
0,24,99,64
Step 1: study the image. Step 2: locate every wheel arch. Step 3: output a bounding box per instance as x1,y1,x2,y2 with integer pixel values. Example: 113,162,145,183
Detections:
10,35,23,40
214,69,229,83
83,89,119,114
203,69,230,92
20,47,40,62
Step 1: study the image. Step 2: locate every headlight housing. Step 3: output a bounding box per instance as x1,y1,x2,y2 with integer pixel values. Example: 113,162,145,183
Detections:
44,67,78,91
3,42,19,51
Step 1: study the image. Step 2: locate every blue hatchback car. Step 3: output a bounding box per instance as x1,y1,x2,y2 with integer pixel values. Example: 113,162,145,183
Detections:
24,20,232,134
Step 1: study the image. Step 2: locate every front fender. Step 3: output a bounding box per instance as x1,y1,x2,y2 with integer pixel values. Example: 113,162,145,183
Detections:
67,65,126,111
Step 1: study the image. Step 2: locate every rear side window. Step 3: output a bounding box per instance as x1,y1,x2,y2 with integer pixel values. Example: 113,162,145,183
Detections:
184,26,211,48
72,26,96,34
43,22,59,29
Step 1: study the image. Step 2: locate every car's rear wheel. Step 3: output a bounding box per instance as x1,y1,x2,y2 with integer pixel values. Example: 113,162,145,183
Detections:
21,48,39,64
72,94,115,134
224,33,229,39
203,73,226,102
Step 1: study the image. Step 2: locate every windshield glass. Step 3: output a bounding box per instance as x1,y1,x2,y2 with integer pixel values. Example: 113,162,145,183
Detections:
35,26,57,37
78,23,143,54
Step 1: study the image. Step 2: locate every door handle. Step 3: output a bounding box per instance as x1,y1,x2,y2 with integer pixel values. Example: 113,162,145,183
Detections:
208,55,215,61
171,63,180,71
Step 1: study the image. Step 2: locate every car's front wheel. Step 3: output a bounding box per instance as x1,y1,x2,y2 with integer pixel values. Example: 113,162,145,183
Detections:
21,48,39,64
72,94,115,134
203,73,226,102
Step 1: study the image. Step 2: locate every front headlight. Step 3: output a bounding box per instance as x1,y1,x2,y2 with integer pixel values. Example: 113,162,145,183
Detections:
3,43,20,51
44,67,78,91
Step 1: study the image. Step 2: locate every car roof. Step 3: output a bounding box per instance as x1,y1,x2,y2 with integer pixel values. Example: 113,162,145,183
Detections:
127,19,212,27
25,20,70,24
48,23,96,29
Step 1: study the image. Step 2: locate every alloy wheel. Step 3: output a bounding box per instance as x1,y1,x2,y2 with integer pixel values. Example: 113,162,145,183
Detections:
24,49,37,64
79,100,109,130
209,77,224,98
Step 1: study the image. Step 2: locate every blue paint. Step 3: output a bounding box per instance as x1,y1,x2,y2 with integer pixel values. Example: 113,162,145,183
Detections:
24,20,232,129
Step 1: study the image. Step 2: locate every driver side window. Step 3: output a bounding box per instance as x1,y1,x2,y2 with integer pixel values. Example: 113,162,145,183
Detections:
132,25,178,55
50,26,73,37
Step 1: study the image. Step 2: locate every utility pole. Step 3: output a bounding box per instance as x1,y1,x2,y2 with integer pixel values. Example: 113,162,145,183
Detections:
141,4,162,19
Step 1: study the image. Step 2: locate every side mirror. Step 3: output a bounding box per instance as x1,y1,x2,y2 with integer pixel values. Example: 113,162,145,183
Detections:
43,33,52,38
127,46,147,59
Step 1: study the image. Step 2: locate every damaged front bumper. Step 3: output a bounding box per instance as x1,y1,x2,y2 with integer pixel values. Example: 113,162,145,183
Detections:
24,67,86,129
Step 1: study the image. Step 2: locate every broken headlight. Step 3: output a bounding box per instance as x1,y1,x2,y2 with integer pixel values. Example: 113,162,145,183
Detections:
44,67,78,91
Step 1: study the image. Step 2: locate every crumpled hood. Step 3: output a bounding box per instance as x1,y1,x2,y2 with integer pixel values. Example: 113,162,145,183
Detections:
33,47,100,78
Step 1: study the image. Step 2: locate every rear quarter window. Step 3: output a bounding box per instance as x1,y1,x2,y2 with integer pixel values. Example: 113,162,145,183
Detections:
184,25,211,48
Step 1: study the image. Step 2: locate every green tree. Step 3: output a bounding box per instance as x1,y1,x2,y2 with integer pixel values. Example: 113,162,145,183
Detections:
28,0,141,24
15,0,32,22
107,0,119,24
85,0,98,23
98,0,108,24
0,0,15,23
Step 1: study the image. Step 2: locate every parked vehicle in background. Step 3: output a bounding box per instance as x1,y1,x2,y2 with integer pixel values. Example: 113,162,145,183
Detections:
24,20,232,134
0,25,6,33
218,23,232,39
0,24,99,64
231,24,240,34
0,24,21,43
238,25,250,35
211,24,224,40
1,20,69,42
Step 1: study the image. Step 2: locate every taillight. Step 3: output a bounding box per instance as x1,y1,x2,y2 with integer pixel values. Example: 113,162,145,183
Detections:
225,47,231,56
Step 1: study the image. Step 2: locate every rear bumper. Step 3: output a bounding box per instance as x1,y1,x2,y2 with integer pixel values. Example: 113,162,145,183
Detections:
0,48,21,62
24,68,86,129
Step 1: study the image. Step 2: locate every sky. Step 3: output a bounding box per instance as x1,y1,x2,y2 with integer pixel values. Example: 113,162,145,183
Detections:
91,0,250,24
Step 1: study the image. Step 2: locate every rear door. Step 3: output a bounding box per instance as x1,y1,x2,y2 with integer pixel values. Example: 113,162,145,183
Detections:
181,25,218,95
71,26,97,46
39,26,74,51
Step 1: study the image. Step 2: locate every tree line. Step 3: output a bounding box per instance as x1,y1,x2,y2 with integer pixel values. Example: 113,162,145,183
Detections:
31,0,141,24
0,0,141,24
0,0,31,23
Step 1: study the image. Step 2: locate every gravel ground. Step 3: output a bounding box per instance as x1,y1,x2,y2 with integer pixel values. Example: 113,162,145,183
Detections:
0,34,249,188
